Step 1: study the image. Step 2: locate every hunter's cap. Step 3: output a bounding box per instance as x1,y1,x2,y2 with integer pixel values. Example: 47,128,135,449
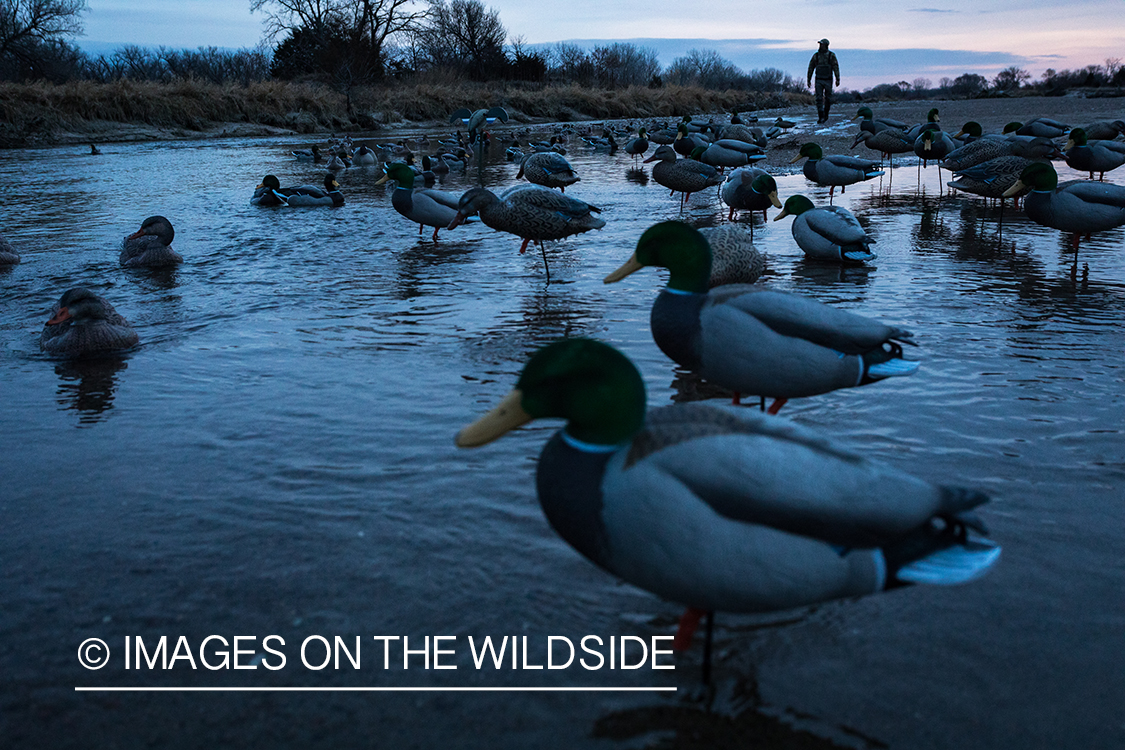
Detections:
818,38,830,45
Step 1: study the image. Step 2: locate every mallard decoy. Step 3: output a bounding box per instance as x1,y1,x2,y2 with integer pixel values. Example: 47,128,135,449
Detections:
0,234,20,265
1079,120,1125,142
604,221,919,411
40,288,139,357
624,129,649,163
914,128,956,167
720,167,781,227
699,226,765,287
89,144,101,155
517,151,580,192
292,145,322,162
375,163,463,242
791,142,884,201
121,216,183,267
644,144,722,209
946,139,1061,206
851,128,914,165
352,145,377,166
456,337,999,681
673,123,711,156
1013,118,1069,139
774,116,795,129
1003,162,1125,251
853,107,908,134
720,124,767,147
250,174,344,207
905,108,942,140
699,139,767,170
447,185,605,280
1064,128,1125,180
773,194,875,262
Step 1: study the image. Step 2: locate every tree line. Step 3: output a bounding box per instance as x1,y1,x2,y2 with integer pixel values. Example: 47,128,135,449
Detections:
1,0,1121,98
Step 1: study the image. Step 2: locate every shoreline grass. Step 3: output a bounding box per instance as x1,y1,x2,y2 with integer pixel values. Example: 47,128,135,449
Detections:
0,79,811,147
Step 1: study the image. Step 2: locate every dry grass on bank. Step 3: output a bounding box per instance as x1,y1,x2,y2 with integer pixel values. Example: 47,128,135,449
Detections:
0,78,812,147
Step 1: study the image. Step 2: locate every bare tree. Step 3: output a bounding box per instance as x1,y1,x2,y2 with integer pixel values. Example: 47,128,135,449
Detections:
0,0,88,77
421,0,506,80
666,49,741,89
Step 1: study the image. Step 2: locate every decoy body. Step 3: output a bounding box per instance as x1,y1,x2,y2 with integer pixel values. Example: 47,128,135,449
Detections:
251,174,344,207
292,145,322,162
699,139,767,170
644,144,722,208
376,163,464,241
40,288,139,356
352,145,377,166
1078,120,1125,142
456,338,1000,676
791,143,884,200
1003,162,1125,250
604,222,919,411
0,234,20,265
698,226,765,287
121,216,182,267
448,185,605,278
774,194,876,263
517,151,580,191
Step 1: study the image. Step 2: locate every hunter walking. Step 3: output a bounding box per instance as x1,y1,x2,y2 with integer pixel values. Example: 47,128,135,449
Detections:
807,38,840,124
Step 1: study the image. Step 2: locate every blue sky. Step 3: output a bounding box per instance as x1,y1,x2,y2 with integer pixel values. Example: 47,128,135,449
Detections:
78,0,1125,90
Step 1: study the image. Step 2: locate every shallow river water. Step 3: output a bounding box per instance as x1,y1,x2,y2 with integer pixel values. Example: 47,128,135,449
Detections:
2,117,1124,749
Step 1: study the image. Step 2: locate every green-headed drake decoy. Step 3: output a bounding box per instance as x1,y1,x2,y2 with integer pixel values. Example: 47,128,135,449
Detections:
250,174,344,207
375,163,464,242
773,194,876,263
1064,128,1125,181
791,142,884,201
121,216,182,267
853,106,908,134
720,167,782,230
40,288,139,356
604,221,918,412
456,337,1000,682
1003,162,1125,251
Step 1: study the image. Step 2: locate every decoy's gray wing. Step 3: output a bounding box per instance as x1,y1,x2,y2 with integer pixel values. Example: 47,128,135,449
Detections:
617,404,983,547
708,286,915,352
803,207,870,245
417,188,462,210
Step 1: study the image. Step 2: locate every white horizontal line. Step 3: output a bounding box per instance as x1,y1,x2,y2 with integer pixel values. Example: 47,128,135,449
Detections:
75,686,676,692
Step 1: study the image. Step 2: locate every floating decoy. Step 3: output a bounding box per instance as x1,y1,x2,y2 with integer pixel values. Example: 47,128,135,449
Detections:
0,234,20,264
644,144,722,209
1064,128,1125,180
720,166,781,227
448,185,605,280
376,163,463,242
773,194,876,262
352,145,377,166
40,288,139,356
250,174,344,207
791,142,884,200
121,216,183,267
89,144,101,155
292,145,322,162
517,151,580,192
456,337,999,682
1003,162,1125,251
604,221,918,412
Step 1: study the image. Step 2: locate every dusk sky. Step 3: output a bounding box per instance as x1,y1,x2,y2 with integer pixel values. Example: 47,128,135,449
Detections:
79,0,1125,90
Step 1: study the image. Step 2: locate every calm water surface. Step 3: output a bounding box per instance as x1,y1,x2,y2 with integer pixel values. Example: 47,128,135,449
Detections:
2,121,1124,749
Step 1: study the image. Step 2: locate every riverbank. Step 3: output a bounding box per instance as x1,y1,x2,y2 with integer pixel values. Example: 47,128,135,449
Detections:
0,79,805,148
